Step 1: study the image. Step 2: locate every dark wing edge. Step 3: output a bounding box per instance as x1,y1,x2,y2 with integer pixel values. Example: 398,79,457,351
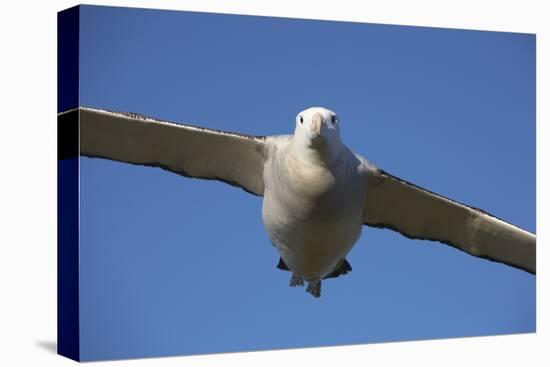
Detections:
362,166,535,274
61,107,267,196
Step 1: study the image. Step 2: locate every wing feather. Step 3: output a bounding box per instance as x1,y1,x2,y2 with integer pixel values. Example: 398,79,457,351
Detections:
363,166,535,274
62,107,267,196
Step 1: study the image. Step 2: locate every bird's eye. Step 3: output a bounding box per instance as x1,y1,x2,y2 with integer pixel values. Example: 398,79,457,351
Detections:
332,116,339,124
299,116,304,124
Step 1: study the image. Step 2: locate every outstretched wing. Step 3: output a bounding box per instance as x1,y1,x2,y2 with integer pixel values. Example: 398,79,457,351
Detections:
60,107,267,196
361,164,535,274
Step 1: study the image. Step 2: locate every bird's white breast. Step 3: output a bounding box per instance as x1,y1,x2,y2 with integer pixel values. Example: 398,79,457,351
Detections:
261,137,367,280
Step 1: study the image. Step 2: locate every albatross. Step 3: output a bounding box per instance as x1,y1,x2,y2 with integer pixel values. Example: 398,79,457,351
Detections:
60,106,536,298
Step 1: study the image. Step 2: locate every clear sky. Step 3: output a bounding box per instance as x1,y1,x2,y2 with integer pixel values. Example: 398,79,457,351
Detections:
77,5,535,361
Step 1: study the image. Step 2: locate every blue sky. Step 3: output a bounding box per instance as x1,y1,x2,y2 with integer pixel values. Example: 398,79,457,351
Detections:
77,5,535,361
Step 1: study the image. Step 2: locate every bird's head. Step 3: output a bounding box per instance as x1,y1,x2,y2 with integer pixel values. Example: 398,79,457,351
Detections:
292,107,344,164
294,107,342,147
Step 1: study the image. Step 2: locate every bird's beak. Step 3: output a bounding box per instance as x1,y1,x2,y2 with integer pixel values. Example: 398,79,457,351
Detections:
310,112,324,137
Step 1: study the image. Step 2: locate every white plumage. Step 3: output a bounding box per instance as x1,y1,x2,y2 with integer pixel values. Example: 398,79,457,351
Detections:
65,106,535,297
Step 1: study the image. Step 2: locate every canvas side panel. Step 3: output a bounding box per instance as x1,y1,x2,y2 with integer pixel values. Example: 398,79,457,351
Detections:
57,5,80,362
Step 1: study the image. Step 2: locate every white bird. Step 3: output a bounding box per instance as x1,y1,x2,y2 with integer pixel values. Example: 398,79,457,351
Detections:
59,106,536,297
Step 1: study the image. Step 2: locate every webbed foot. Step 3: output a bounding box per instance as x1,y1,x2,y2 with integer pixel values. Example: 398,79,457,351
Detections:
306,280,322,298
289,274,304,287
